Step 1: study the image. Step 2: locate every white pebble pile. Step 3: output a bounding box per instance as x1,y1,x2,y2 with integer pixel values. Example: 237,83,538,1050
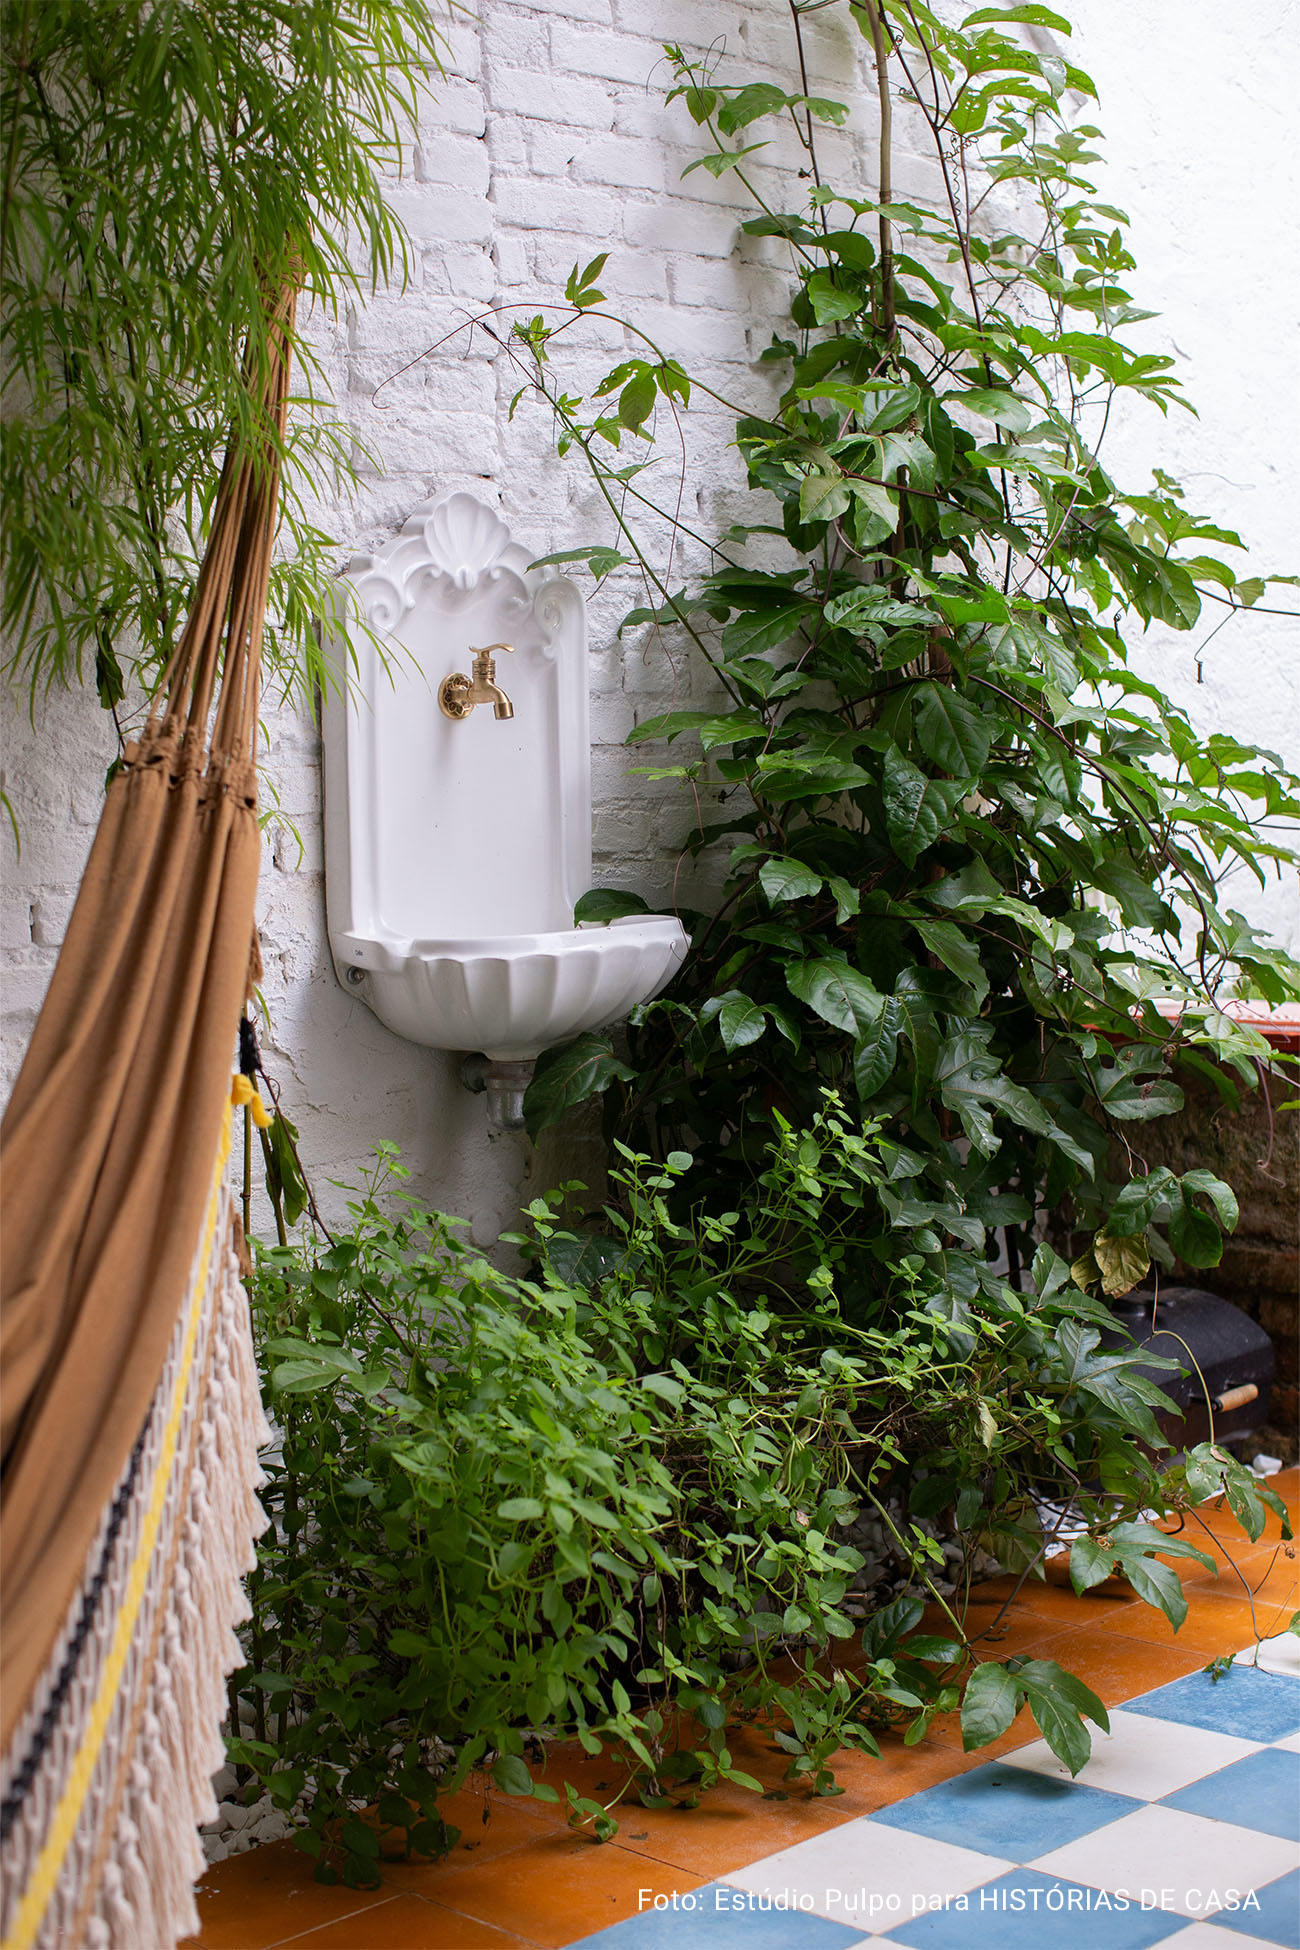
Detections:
200,1767,299,1865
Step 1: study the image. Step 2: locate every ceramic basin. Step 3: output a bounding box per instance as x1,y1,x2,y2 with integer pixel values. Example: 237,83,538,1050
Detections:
338,915,688,1061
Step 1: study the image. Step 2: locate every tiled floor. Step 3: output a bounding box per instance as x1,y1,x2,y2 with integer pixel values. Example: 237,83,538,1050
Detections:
184,1472,1298,1950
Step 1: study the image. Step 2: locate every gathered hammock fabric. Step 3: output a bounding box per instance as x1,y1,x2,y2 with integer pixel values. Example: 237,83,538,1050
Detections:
0,290,296,1949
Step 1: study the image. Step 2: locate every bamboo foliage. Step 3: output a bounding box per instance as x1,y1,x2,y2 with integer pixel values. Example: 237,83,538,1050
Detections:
1,0,445,706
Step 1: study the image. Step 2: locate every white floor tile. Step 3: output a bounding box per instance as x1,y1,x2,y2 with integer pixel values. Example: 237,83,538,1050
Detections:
1235,1633,1300,1679
1006,1708,1260,1800
1273,1730,1300,1753
1030,1804,1297,1919
722,1819,1011,1931
1154,1925,1288,1949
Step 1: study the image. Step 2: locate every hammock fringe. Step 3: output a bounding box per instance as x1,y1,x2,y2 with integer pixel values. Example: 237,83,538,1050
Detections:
1,1172,270,1950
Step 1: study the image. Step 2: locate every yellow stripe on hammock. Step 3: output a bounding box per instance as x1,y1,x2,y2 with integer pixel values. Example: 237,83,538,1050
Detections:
4,1104,235,1950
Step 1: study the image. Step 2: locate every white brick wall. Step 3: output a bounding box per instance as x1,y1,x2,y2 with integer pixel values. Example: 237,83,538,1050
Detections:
3,0,1297,1241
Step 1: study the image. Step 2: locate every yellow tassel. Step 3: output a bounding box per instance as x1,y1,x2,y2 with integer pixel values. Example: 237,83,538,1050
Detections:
230,1075,254,1107
249,1093,273,1129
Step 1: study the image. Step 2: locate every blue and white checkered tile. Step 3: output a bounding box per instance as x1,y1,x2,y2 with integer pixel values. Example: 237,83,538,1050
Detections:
572,1650,1299,1950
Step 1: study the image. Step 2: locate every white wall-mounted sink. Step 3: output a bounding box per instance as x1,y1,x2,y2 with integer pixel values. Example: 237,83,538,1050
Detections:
322,491,687,1125
332,915,687,1062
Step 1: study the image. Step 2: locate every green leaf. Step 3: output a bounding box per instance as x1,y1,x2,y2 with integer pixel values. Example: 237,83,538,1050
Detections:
564,252,609,306
1121,1553,1188,1630
1019,1662,1109,1735
94,636,125,710
902,1635,964,1663
272,1345,363,1396
948,388,1033,433
862,1597,925,1658
913,685,993,779
263,1109,308,1230
683,144,769,180
718,994,767,1052
492,1754,536,1797
1169,1194,1222,1268
1015,1661,1099,1776
641,1372,685,1406
933,589,1009,627
1178,1170,1239,1232
619,372,657,431
575,887,651,924
759,857,823,904
530,545,630,577
924,858,1001,915
825,586,940,632
869,383,924,433
853,997,904,1097
961,1662,1020,1750
1069,1536,1119,1595
497,1497,545,1521
963,4,1071,26
826,875,861,923
715,81,788,131
913,920,988,1001
697,710,772,751
388,1628,427,1657
720,605,812,659
628,709,717,745
1106,1167,1179,1236
806,270,865,324
847,479,899,538
341,1815,381,1859
1094,1057,1184,1123
934,1027,1053,1155
787,957,885,1036
800,470,851,523
882,748,966,867
523,1034,634,1136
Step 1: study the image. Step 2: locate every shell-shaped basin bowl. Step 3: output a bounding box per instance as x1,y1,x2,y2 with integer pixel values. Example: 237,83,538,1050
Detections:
342,915,689,1061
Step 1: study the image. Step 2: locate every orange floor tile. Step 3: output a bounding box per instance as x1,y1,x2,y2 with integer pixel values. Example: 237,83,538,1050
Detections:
183,1468,1298,1950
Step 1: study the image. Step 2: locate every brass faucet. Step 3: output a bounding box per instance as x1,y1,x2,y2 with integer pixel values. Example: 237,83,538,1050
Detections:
437,643,515,721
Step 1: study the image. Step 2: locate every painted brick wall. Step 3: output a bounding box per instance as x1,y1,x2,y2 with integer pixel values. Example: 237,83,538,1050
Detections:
2,0,1296,1241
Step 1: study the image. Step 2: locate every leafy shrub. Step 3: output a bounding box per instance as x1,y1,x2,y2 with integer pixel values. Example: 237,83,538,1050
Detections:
231,1113,1288,1887
507,8,1300,1314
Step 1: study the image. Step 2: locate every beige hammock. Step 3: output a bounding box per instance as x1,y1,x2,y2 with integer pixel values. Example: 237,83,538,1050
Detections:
0,288,295,1949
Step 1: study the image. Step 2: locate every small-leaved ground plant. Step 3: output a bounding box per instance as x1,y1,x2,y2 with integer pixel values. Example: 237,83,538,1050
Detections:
230,1114,1290,1889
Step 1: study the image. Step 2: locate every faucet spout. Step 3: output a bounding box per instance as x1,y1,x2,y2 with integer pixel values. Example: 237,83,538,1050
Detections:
437,642,515,722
